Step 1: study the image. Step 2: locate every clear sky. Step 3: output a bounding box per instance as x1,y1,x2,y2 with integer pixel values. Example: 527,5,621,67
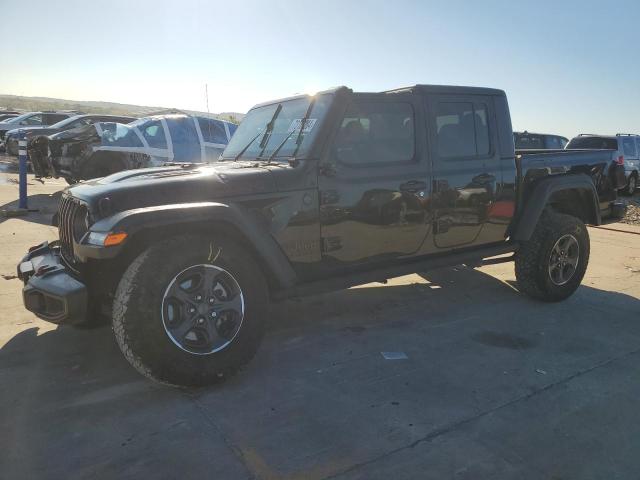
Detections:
2,0,639,138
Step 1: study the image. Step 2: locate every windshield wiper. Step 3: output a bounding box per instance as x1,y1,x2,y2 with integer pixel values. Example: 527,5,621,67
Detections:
259,130,295,163
289,97,316,160
261,98,317,164
233,131,262,162
256,104,283,159
233,104,282,162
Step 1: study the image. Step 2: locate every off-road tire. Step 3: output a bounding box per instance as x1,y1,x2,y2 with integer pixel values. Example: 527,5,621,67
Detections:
113,234,268,387
515,210,589,302
621,174,637,196
6,139,18,156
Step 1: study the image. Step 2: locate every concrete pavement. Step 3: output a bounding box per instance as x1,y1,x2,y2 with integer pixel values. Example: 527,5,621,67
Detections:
1,168,639,479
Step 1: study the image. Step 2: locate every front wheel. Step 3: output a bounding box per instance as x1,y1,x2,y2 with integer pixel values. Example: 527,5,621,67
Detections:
113,234,268,386
5,138,18,156
515,210,590,302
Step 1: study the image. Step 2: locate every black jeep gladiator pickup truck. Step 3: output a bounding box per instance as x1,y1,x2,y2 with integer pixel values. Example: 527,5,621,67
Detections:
17,85,625,386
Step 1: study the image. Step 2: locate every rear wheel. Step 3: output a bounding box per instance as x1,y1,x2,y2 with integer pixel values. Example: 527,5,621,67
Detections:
515,210,589,302
623,174,637,196
113,234,268,386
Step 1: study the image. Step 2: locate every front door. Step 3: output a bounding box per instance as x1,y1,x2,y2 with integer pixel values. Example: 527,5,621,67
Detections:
318,93,429,270
427,95,502,249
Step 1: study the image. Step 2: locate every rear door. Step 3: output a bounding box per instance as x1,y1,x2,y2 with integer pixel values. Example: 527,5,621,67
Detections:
427,94,501,249
318,93,429,268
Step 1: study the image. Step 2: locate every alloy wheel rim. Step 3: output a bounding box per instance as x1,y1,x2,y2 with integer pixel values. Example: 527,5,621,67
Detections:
161,264,245,355
548,234,580,286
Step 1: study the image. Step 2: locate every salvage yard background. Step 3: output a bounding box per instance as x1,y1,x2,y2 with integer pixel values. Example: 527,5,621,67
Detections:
1,153,639,479
0,94,244,124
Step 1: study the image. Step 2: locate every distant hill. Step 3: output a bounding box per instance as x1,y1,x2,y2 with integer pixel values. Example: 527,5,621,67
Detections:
0,94,245,124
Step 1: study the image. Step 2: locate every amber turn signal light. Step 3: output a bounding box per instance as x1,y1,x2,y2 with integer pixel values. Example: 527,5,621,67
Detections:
103,232,128,247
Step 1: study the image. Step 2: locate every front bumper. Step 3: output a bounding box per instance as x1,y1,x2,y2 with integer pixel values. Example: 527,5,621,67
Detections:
17,241,88,324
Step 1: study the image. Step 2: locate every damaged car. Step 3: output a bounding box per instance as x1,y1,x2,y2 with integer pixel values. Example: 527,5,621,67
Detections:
0,111,79,151
4,114,136,156
28,114,238,183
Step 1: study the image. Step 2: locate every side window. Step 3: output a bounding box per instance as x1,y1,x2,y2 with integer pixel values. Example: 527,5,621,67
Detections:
22,114,43,126
435,102,490,158
166,117,201,161
515,134,544,149
198,118,227,144
622,137,637,157
474,105,489,155
43,114,66,124
227,123,238,138
140,120,167,149
334,101,415,165
545,136,563,149
66,118,92,130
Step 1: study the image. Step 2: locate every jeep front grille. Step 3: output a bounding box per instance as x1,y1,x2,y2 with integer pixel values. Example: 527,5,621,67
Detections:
58,194,88,265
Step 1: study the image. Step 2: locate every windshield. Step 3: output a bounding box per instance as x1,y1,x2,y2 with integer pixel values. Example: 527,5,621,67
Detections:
566,137,618,150
2,113,34,124
100,122,144,148
221,93,333,161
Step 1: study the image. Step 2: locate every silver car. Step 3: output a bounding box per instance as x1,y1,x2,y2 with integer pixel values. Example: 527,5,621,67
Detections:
566,133,640,195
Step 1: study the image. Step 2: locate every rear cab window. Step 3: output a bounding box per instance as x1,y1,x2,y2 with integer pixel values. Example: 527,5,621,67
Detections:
435,102,490,158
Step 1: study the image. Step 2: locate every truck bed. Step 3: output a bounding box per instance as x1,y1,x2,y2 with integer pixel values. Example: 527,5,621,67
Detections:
515,148,625,212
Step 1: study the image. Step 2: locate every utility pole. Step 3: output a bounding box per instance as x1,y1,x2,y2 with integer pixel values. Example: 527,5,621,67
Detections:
205,84,210,114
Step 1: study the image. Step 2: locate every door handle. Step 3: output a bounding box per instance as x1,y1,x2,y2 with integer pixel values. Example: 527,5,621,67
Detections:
399,180,427,193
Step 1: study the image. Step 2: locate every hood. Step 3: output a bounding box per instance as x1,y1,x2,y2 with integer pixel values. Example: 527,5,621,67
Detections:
69,162,280,218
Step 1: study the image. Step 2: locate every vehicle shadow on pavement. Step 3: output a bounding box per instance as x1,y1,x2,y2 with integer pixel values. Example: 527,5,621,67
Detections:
2,266,640,479
0,191,61,226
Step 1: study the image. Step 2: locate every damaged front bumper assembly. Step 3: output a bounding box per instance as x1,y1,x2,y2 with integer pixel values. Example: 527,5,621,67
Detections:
17,241,88,324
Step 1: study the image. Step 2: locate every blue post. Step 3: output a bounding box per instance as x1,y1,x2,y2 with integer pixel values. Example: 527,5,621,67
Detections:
18,130,28,209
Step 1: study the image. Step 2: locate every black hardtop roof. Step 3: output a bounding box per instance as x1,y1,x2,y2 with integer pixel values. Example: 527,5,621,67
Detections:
384,84,506,96
251,84,506,109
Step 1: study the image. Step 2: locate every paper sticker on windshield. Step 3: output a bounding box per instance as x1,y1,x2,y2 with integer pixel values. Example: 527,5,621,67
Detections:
287,118,317,134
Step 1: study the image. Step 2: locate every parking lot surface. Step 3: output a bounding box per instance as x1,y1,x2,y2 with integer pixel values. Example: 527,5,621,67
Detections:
1,164,639,479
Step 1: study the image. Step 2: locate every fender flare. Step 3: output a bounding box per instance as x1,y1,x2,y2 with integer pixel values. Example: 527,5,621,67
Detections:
79,202,297,289
512,174,601,241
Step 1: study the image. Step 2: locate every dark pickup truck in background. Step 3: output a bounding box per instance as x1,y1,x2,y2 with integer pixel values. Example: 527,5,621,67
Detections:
17,84,626,386
514,131,568,150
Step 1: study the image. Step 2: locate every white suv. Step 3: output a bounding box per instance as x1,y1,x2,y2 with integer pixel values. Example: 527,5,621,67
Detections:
566,134,640,195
